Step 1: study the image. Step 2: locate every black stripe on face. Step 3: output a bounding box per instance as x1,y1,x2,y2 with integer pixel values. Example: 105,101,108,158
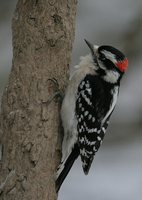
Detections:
98,45,125,61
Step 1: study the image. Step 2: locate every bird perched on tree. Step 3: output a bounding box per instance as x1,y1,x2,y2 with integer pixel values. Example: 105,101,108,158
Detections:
56,39,128,192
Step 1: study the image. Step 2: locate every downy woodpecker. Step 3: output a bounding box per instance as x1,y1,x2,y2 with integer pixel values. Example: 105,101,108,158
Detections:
56,40,128,192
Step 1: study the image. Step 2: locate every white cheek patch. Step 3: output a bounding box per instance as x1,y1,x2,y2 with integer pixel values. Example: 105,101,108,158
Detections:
102,50,117,64
103,70,120,83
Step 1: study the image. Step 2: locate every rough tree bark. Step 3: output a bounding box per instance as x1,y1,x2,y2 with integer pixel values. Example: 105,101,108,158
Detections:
0,0,77,200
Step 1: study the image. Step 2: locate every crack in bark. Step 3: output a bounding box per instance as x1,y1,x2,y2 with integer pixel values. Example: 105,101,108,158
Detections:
0,143,3,161
0,170,16,194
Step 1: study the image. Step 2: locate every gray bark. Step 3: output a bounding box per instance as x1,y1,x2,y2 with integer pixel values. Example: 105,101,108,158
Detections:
0,0,77,199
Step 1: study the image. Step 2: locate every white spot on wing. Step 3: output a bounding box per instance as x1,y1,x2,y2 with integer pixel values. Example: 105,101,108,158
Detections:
79,103,82,108
87,128,97,133
102,127,106,133
97,129,101,134
85,82,90,88
79,137,84,143
78,97,81,102
88,114,92,120
81,114,84,119
85,136,96,145
80,81,85,89
78,118,81,122
92,117,95,122
97,136,101,141
81,107,85,112
93,146,97,152
86,88,92,95
84,111,89,116
81,91,92,105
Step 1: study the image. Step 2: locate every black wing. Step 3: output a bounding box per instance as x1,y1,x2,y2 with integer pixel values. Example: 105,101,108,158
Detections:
76,74,113,174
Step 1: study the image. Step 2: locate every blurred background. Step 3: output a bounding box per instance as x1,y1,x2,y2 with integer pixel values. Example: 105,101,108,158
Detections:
0,0,142,199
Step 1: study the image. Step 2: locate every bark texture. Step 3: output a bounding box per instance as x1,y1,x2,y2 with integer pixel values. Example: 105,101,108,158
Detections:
0,0,77,199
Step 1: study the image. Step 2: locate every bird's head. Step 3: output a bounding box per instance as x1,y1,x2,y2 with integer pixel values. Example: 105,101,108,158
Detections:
85,39,128,84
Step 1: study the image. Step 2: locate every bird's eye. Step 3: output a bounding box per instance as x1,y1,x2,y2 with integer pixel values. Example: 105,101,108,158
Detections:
99,54,106,61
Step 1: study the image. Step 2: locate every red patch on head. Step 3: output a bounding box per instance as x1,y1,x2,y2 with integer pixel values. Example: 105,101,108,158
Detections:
116,58,128,72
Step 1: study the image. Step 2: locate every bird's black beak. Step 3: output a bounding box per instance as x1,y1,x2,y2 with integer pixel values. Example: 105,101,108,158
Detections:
84,39,95,55
84,39,99,66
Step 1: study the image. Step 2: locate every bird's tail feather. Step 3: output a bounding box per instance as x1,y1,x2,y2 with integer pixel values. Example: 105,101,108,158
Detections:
82,155,94,175
56,144,79,192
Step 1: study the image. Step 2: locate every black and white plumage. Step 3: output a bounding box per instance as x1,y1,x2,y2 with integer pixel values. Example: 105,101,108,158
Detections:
56,40,128,192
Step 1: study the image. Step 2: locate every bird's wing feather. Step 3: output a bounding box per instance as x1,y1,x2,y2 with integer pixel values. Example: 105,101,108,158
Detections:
76,74,115,174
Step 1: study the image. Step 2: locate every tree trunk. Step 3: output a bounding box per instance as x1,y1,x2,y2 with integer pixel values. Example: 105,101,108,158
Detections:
0,0,77,200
